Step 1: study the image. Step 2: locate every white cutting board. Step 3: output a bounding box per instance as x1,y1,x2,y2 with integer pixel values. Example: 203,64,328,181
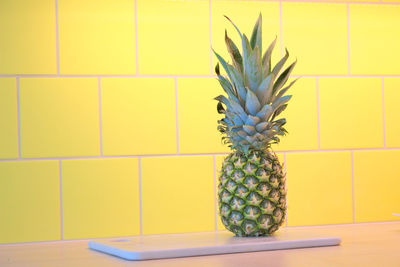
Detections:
89,230,341,261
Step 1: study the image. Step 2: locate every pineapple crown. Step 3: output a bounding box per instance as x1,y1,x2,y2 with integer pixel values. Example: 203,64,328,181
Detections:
213,14,297,153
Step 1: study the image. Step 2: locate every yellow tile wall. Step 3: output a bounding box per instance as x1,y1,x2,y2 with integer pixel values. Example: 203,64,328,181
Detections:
62,158,140,239
286,152,353,226
19,78,100,158
353,151,400,223
0,161,60,244
141,156,215,235
1,0,400,244
58,0,136,75
0,0,57,74
101,78,176,155
0,78,18,159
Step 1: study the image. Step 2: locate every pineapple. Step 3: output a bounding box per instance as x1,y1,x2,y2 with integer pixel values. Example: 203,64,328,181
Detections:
214,14,297,237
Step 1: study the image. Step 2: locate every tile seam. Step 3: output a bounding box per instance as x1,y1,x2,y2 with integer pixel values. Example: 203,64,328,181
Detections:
233,0,400,5
98,78,103,156
138,157,143,235
1,147,400,162
209,0,214,75
59,160,64,240
3,74,400,78
174,78,180,154
213,155,218,232
280,1,283,58
134,0,139,74
55,0,60,75
284,152,288,227
16,77,21,159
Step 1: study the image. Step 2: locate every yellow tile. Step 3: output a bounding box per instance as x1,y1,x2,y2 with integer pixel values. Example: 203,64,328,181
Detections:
0,0,56,74
282,3,348,75
62,158,140,239
212,1,281,71
0,78,18,159
215,152,285,231
273,78,318,152
58,0,136,75
286,152,353,226
384,78,400,148
382,0,400,2
350,5,400,75
319,78,383,149
354,151,400,223
178,78,229,154
137,0,210,75
0,161,60,244
142,156,214,235
101,78,176,156
20,78,100,158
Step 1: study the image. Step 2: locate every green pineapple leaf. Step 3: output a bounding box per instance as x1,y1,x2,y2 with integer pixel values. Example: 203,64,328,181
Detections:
250,13,262,53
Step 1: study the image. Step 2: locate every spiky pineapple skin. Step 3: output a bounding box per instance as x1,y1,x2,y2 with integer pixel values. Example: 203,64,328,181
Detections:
218,150,286,237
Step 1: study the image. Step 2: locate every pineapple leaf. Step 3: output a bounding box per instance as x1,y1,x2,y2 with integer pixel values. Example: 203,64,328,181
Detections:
243,125,256,135
244,45,262,93
271,48,289,79
213,49,246,102
262,36,277,77
224,15,251,72
245,115,261,126
250,13,262,53
227,64,247,101
272,60,297,97
217,102,226,114
230,100,247,122
215,63,220,75
245,89,261,116
272,95,292,113
225,30,243,73
256,73,274,106
256,104,273,121
216,76,240,104
272,78,299,103
255,121,269,132
270,104,288,121
214,95,230,107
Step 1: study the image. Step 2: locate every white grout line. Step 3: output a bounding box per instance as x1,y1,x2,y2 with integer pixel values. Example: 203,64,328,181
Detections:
351,151,355,223
16,77,22,159
55,0,60,75
138,157,143,235
0,74,218,78
316,78,321,149
209,0,214,75
2,74,400,78
347,4,351,75
1,147,400,162
280,1,283,58
382,78,386,148
59,160,64,240
284,152,288,227
237,0,400,5
213,155,218,232
134,0,139,75
98,78,103,156
174,78,180,154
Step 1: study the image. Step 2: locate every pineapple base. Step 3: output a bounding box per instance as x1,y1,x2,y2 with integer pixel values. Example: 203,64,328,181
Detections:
218,150,286,237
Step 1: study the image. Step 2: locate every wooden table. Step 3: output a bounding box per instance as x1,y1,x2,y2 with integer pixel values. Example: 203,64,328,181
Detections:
1,222,399,267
